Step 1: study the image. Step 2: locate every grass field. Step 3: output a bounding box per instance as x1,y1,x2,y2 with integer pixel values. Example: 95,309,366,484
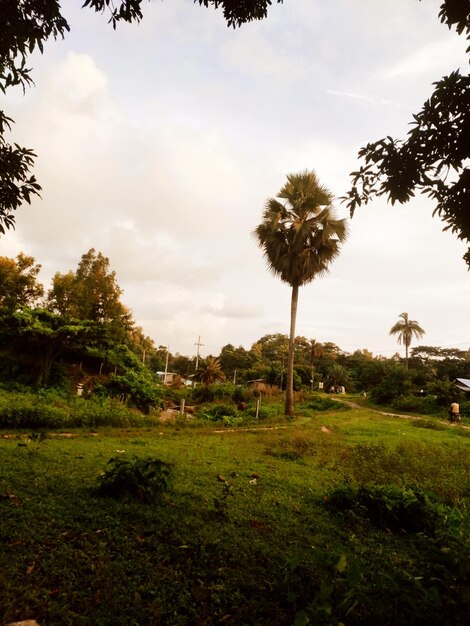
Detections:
1,406,469,625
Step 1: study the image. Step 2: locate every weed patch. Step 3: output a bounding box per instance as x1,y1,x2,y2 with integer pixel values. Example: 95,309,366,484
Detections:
96,456,174,502
265,433,317,461
307,395,351,412
412,417,447,430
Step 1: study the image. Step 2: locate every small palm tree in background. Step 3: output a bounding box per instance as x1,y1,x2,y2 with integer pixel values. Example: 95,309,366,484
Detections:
254,169,348,416
326,363,350,391
194,356,226,388
389,312,426,369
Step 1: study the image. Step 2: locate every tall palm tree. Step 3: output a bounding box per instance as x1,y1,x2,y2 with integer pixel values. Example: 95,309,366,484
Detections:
254,170,348,416
389,312,425,369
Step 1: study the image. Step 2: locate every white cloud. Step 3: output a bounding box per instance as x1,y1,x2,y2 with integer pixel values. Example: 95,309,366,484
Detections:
381,36,467,79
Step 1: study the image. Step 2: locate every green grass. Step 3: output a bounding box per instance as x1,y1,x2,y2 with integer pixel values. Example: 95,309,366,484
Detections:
1,408,469,625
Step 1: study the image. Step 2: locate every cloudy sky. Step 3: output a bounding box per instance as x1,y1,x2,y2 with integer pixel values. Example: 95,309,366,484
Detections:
3,0,469,359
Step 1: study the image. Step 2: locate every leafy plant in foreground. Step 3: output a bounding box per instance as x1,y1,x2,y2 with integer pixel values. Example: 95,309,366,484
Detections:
326,484,448,535
96,456,174,502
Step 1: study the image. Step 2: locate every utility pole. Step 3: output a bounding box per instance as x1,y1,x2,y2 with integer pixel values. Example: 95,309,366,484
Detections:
194,335,204,371
164,346,169,384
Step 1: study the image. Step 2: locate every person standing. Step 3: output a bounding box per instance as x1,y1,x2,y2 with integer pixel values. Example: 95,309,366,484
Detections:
449,401,460,423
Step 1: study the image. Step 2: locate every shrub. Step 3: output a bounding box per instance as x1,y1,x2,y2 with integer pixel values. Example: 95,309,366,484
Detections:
391,395,440,415
245,403,282,420
104,369,163,413
412,418,447,431
0,390,69,428
0,389,155,429
308,395,350,412
200,404,238,422
191,385,214,403
461,400,470,417
232,385,248,403
211,383,237,401
265,435,316,460
70,396,151,428
246,406,270,419
326,484,446,534
96,456,174,502
370,366,412,405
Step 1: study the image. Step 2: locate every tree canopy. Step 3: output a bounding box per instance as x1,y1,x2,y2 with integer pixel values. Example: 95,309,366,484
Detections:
47,248,133,340
0,252,44,310
389,312,426,369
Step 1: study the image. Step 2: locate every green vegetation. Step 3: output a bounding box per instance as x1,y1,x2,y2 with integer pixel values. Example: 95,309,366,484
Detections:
1,405,469,625
0,249,469,623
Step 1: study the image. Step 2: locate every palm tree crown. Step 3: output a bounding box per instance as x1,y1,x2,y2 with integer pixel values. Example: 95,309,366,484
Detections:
194,356,226,388
255,170,348,288
389,312,425,368
254,170,348,415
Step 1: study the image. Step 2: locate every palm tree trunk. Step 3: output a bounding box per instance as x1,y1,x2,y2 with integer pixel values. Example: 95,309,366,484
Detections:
405,342,409,370
285,284,299,416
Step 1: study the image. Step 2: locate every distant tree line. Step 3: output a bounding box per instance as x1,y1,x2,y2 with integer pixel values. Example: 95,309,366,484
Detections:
1,249,469,413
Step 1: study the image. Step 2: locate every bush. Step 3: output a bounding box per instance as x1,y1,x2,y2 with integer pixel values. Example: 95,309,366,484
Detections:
104,369,163,413
70,396,152,428
326,484,447,534
461,400,470,417
0,390,69,428
308,395,350,412
245,402,282,420
212,383,237,401
391,394,440,415
412,418,447,431
370,366,412,405
200,404,238,422
232,385,248,403
0,389,155,429
96,456,174,502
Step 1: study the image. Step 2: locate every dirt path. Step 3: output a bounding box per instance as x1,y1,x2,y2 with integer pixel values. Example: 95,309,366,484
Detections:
332,397,470,429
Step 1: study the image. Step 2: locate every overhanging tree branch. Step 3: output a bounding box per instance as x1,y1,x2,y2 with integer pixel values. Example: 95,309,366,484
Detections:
343,0,470,266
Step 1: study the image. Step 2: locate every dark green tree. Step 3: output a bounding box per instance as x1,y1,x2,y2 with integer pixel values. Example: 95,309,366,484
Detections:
0,307,96,386
254,170,348,415
218,343,256,380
